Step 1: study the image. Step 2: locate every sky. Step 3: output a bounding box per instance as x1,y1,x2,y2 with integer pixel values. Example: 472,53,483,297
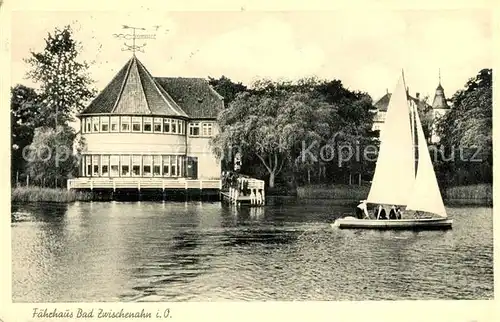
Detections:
10,8,492,103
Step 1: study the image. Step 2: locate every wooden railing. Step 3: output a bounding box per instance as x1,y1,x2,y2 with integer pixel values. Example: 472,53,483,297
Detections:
227,177,266,205
67,177,222,190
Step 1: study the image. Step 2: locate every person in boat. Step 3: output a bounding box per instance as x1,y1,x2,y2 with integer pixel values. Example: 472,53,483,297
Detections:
389,205,397,219
356,200,369,219
396,207,402,219
376,205,387,220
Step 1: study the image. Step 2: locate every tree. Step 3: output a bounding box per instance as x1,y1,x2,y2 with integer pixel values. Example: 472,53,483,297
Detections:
212,75,377,188
24,126,78,188
208,76,247,107
435,68,492,185
25,25,95,128
213,92,285,188
11,85,42,184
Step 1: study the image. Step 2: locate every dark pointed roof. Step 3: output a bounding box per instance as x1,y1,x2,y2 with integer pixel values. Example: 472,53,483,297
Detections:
432,82,449,110
374,91,430,112
373,93,391,112
80,56,223,118
155,77,223,119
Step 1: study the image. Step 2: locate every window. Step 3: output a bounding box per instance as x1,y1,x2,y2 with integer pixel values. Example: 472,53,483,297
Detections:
86,118,91,133
92,155,99,176
154,118,162,133
202,122,213,136
100,117,109,132
162,155,170,176
132,155,141,176
121,155,130,176
143,117,152,132
189,122,200,136
143,155,152,177
110,117,119,132
132,117,142,132
163,118,170,133
92,117,100,132
171,155,177,176
121,116,131,132
101,155,109,176
110,156,119,176
153,155,161,176
86,155,91,177
171,120,177,134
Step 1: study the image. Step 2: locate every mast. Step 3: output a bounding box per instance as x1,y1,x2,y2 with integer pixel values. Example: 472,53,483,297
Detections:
402,71,417,176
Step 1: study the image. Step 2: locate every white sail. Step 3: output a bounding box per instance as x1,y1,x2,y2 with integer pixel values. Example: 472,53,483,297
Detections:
406,109,447,217
366,74,415,206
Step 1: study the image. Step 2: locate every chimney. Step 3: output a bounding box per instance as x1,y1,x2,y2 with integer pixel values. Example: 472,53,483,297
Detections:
386,88,388,94
416,92,420,100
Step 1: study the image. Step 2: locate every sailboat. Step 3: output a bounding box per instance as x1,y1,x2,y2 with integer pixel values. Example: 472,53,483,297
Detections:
332,72,452,230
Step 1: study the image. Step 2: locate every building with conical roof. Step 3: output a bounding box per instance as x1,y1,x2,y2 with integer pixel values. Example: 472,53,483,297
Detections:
430,76,450,143
68,55,224,191
371,73,450,143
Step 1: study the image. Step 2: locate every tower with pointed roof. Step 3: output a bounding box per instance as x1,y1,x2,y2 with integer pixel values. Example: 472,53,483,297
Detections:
430,70,450,143
73,55,224,186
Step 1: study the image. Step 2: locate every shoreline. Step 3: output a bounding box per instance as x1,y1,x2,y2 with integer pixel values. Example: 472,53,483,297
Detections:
11,184,493,207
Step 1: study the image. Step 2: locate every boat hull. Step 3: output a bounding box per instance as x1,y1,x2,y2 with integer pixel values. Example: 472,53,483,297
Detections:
331,217,452,230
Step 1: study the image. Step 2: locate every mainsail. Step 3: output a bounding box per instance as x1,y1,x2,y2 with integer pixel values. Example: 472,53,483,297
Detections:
366,75,415,206
406,109,448,217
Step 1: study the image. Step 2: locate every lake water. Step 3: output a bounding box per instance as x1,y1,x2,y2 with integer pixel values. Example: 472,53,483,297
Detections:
11,199,493,302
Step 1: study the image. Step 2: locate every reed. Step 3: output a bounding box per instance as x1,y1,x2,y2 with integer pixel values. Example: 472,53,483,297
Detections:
296,184,370,200
444,183,492,201
297,183,492,204
11,187,93,203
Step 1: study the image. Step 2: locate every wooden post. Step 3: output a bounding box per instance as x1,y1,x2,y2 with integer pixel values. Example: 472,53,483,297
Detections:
358,173,361,186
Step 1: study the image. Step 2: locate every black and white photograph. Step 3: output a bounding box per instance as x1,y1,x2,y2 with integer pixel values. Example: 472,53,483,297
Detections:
2,0,496,321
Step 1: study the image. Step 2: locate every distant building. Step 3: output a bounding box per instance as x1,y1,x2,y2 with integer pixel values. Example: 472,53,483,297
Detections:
371,76,450,143
68,55,224,190
430,80,450,143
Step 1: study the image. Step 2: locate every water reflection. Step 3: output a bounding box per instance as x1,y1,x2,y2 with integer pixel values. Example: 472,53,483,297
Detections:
11,200,493,302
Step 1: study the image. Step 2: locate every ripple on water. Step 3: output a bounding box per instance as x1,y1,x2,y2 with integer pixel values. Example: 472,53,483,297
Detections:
11,202,493,302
